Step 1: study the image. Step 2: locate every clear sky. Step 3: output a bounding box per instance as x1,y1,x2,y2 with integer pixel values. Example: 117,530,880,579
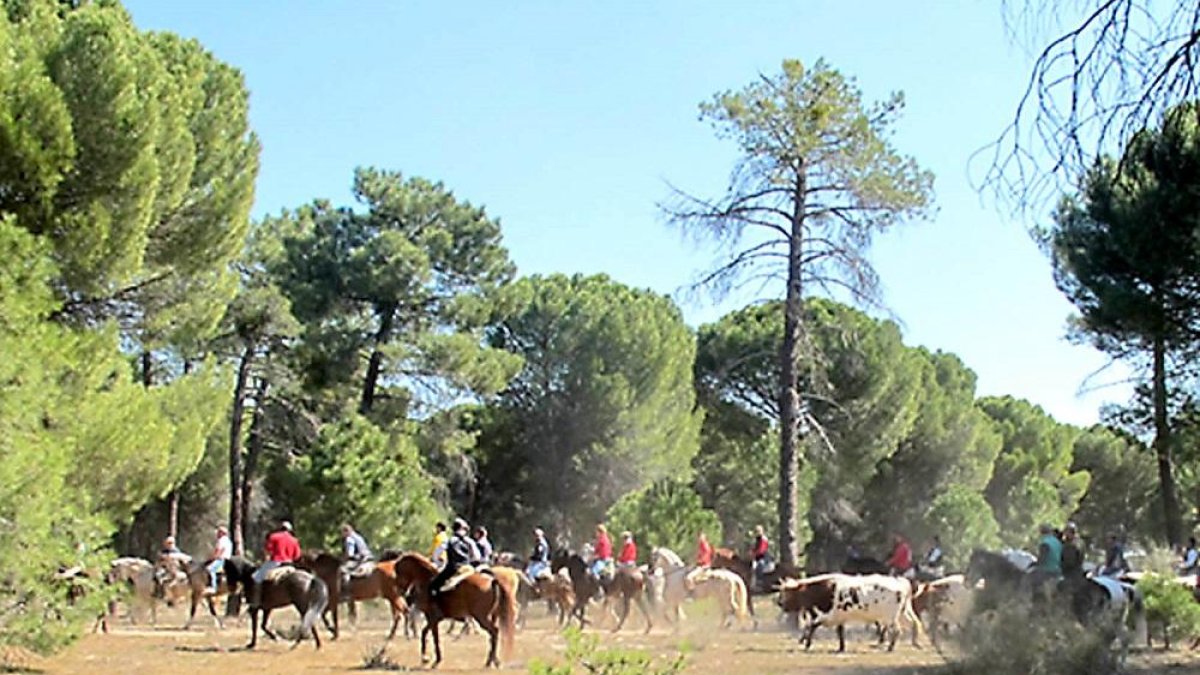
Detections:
123,0,1132,426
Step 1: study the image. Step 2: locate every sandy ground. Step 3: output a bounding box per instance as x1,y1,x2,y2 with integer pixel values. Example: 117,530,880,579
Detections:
34,596,1200,674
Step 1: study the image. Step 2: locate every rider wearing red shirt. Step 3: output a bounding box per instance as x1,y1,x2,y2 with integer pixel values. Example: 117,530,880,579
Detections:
590,524,613,578
617,531,637,566
696,532,714,567
265,528,301,562
886,534,913,575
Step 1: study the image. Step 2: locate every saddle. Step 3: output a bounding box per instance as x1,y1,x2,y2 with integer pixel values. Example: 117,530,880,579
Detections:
263,564,295,583
349,561,376,578
440,564,477,593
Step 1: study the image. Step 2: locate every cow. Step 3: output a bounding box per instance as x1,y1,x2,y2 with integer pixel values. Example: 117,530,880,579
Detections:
912,574,973,646
777,573,925,652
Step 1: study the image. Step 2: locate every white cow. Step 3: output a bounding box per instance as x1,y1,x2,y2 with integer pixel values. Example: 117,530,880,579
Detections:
913,574,974,645
684,567,754,630
778,573,924,652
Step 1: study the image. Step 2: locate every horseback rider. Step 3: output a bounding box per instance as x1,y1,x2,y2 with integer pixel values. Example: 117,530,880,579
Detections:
526,527,551,580
1030,523,1063,600
430,521,449,570
886,533,913,578
250,520,302,607
205,526,233,596
750,525,771,589
921,535,945,577
155,536,191,596
340,523,373,586
617,531,637,568
1181,536,1199,575
472,526,493,565
590,524,614,580
1060,522,1085,579
1099,532,1129,577
430,518,474,598
695,531,714,567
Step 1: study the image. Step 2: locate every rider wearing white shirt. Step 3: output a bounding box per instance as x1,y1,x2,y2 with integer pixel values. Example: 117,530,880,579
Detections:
206,526,233,595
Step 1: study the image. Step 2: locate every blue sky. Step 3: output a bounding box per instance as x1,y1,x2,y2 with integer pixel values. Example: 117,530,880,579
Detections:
124,1,1132,426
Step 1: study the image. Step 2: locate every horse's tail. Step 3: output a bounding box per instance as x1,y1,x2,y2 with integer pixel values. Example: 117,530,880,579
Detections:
303,576,329,640
494,576,517,660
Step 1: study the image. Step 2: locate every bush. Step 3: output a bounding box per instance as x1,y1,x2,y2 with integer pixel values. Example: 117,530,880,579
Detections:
1138,573,1200,648
528,627,687,675
941,600,1120,675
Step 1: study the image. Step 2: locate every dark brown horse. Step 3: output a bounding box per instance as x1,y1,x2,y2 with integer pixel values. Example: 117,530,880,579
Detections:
244,566,329,650
712,547,800,617
551,552,652,633
392,553,516,668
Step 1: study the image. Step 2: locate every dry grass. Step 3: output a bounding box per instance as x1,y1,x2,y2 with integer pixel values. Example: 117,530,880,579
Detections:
37,597,1200,674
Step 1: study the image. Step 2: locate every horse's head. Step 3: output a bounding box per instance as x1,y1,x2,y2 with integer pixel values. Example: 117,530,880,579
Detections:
392,553,435,592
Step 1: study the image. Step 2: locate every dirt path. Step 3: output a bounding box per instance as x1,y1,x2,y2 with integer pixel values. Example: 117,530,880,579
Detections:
37,600,1200,674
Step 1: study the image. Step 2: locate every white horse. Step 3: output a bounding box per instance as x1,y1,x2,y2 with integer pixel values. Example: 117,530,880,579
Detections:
684,567,754,630
107,557,161,625
650,547,691,628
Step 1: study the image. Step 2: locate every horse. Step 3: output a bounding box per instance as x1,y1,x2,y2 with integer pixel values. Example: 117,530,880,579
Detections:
243,565,329,650
711,547,800,616
295,552,344,639
155,555,255,629
107,557,162,625
965,548,1030,609
391,553,516,669
600,565,653,633
650,547,691,628
551,551,599,628
684,567,754,630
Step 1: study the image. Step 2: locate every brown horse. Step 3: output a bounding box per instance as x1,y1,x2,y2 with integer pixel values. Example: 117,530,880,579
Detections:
601,567,653,634
297,552,410,640
711,547,800,617
245,566,329,650
156,555,254,629
392,553,516,668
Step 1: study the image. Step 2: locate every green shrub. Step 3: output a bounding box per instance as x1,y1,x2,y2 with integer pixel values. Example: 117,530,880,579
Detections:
941,600,1119,675
1138,573,1200,648
528,627,687,675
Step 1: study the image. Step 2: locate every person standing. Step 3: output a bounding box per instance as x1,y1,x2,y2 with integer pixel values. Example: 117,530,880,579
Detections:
205,526,234,596
251,520,301,607
695,532,714,567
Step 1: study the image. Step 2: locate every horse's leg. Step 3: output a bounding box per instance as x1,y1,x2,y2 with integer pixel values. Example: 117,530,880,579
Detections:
261,608,278,641
432,619,443,668
329,588,339,640
483,617,500,668
637,592,653,635
246,607,259,649
420,621,432,663
612,593,630,633
206,595,223,629
386,596,402,641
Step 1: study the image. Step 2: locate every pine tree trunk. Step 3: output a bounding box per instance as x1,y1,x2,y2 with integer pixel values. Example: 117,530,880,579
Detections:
228,345,255,556
359,306,396,415
241,377,269,548
777,168,806,567
1152,335,1182,546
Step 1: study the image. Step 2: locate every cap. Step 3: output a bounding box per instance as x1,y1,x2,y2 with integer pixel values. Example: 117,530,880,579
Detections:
281,520,293,532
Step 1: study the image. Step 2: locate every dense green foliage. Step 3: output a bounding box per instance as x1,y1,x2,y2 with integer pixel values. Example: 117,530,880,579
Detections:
473,274,703,544
606,480,722,563
1138,573,1200,648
